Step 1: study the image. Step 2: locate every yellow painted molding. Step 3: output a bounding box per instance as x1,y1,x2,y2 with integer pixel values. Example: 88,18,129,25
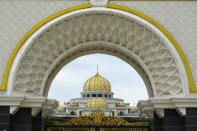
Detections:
0,4,92,91
107,3,196,92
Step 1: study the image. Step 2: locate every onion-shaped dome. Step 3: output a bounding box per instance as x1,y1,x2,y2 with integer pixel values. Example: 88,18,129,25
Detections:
86,98,108,109
83,70,111,92
130,106,137,111
58,105,64,110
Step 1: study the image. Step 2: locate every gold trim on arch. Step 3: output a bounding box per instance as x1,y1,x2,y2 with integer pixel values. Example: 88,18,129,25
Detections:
0,3,196,92
107,4,195,92
0,4,92,91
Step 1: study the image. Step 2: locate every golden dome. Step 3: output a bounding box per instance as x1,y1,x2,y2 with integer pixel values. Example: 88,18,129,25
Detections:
130,106,137,111
86,98,108,109
83,68,111,92
58,105,64,110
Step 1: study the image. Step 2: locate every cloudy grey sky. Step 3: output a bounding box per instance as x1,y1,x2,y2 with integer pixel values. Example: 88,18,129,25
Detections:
48,54,148,106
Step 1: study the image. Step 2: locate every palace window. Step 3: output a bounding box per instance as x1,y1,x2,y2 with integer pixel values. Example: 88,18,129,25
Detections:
112,111,115,116
98,94,102,97
118,112,124,116
70,111,76,116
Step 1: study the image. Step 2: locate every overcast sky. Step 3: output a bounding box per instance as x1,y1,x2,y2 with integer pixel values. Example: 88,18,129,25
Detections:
48,54,148,106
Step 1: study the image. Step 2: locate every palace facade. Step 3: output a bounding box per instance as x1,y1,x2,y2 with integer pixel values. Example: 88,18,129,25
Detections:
50,70,141,117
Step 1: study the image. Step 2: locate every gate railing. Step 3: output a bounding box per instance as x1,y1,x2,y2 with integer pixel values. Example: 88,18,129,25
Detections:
44,111,151,131
45,125,150,131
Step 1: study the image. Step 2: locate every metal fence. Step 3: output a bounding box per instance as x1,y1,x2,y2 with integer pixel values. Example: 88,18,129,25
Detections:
45,126,150,131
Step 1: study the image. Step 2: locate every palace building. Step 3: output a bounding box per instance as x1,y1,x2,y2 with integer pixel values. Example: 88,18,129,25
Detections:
50,69,141,117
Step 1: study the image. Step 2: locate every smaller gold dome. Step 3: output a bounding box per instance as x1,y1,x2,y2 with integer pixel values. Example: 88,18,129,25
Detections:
86,98,108,109
130,106,137,111
58,105,64,110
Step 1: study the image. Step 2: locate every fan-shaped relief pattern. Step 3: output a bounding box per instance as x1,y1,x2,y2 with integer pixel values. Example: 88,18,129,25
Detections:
13,12,183,96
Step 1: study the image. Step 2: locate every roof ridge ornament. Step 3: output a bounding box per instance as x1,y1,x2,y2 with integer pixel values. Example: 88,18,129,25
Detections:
89,0,108,7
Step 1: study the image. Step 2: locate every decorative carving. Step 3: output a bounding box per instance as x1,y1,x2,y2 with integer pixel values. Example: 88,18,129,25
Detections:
54,110,133,126
176,107,186,116
32,107,41,117
13,11,183,97
10,105,19,115
155,108,164,118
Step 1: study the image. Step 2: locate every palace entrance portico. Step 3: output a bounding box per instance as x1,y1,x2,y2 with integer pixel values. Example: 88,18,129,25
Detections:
0,0,197,131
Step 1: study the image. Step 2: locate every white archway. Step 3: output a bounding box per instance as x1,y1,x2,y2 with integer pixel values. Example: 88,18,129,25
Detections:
7,7,188,100
1,6,192,117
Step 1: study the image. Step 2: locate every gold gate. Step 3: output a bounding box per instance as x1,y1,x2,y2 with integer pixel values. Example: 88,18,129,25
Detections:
45,111,150,131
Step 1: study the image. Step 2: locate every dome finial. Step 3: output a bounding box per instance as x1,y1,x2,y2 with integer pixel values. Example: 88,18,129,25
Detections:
97,64,99,76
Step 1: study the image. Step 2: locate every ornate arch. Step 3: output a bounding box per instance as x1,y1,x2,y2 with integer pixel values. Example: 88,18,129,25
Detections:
43,41,153,97
1,4,192,99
